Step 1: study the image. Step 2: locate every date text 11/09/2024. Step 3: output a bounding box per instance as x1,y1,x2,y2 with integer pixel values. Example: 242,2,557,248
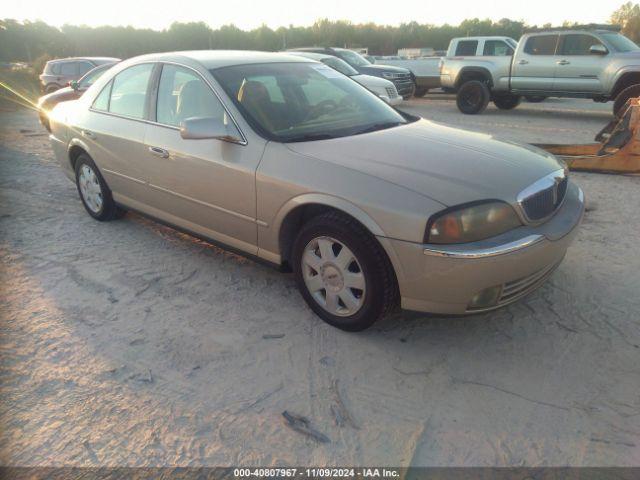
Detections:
233,468,400,478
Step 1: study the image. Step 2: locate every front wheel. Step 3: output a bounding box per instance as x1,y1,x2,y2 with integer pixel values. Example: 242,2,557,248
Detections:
456,80,490,114
493,94,521,110
292,211,398,331
414,87,428,98
75,154,124,221
613,84,640,118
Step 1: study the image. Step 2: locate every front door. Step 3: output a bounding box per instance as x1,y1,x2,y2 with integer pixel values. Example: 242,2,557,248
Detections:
143,63,260,253
511,34,559,91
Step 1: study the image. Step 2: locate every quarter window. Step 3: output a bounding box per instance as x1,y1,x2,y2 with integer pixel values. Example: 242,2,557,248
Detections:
559,34,604,55
156,64,230,128
524,35,559,55
92,80,112,111
455,40,478,56
108,64,154,119
483,40,513,56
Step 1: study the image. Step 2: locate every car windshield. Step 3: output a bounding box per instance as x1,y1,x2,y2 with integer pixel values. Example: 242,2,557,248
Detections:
78,64,113,88
211,62,409,143
336,50,371,67
601,32,639,52
321,57,358,76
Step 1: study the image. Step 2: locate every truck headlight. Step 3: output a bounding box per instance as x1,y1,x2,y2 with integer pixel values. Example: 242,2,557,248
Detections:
426,201,521,244
382,72,394,79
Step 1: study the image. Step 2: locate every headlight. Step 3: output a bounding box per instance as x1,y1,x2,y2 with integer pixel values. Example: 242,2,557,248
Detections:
382,72,394,79
426,201,521,244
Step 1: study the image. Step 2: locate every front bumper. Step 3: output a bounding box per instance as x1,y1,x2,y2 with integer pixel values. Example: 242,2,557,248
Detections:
385,182,585,314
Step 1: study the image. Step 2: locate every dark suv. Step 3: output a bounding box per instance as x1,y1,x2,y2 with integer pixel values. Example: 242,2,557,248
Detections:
39,57,120,93
288,47,415,99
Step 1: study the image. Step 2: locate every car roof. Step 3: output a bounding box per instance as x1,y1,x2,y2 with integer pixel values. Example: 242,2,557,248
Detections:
285,51,331,61
123,50,316,70
48,57,121,64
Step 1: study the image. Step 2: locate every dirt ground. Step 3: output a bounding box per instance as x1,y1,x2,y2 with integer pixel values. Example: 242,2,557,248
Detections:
0,96,639,467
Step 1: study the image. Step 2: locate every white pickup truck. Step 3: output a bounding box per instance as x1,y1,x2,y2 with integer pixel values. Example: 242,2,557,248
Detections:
440,26,640,115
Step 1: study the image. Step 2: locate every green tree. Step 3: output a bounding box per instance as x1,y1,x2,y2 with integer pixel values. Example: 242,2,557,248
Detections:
611,2,640,42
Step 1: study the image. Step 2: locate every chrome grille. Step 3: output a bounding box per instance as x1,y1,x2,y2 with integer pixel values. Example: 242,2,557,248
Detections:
517,169,568,223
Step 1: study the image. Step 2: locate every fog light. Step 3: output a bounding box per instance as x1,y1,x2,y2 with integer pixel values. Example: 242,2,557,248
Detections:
468,285,502,310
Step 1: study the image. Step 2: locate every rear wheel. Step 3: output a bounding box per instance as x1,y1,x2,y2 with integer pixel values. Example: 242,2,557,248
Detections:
613,84,640,117
292,211,398,331
75,154,124,221
456,80,490,114
45,83,59,94
493,94,521,110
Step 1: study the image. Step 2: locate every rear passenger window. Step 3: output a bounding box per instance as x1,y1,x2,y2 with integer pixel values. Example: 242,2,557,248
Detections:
60,62,77,75
108,64,154,119
455,41,478,56
483,40,513,56
559,34,604,55
524,35,559,55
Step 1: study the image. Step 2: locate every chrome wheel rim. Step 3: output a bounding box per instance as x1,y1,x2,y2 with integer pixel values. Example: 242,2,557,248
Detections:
78,164,103,214
302,236,366,317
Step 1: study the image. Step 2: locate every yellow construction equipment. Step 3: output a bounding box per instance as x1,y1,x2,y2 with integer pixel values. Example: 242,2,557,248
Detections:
534,98,640,174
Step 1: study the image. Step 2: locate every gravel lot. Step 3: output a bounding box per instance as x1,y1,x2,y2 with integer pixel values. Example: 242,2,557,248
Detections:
1,96,639,467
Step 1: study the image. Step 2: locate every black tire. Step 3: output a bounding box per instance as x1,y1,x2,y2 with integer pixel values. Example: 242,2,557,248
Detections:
45,83,59,94
525,95,547,103
292,211,398,332
613,84,640,117
74,153,124,221
456,80,490,114
414,87,428,98
493,94,522,110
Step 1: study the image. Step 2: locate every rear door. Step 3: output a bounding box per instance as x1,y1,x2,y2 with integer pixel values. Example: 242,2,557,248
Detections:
510,34,559,91
552,33,608,93
81,63,156,202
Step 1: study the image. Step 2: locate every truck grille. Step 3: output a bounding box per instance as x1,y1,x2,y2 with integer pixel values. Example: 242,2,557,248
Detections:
518,170,568,223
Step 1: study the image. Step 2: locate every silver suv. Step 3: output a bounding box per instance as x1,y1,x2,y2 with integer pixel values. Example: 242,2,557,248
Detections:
440,26,640,116
39,57,120,93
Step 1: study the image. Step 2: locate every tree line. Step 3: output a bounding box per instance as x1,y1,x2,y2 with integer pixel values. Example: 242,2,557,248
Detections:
1,3,638,65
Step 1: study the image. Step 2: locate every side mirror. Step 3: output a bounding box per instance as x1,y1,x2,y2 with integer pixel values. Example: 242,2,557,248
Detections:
179,116,242,143
589,44,608,55
70,80,79,90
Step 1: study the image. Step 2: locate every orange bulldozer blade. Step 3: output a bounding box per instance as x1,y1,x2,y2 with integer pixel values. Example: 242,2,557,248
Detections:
534,98,640,174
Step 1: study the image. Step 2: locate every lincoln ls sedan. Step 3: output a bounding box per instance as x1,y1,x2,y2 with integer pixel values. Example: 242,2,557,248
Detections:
48,51,584,331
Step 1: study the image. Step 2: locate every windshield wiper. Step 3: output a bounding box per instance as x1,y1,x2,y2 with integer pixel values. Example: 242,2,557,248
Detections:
353,121,404,136
284,133,338,143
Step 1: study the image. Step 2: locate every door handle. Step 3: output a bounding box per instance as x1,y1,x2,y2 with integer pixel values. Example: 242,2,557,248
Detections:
148,146,170,158
557,60,570,65
82,129,96,139
517,59,529,65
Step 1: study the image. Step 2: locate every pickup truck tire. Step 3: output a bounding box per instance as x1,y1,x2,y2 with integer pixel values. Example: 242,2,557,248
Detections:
493,94,521,110
613,84,640,117
525,96,547,103
456,81,490,114
414,87,428,98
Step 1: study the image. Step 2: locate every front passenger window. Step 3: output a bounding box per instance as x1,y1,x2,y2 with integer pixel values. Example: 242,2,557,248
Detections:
156,64,227,127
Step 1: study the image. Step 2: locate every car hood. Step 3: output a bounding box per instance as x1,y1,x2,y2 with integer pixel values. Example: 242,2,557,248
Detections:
351,74,395,89
358,64,411,75
285,119,563,206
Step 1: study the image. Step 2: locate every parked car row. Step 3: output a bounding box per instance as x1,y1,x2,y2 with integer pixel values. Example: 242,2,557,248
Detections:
39,57,120,93
45,50,584,331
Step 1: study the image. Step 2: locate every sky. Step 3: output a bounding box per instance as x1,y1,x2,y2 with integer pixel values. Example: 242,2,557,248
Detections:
3,0,618,30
